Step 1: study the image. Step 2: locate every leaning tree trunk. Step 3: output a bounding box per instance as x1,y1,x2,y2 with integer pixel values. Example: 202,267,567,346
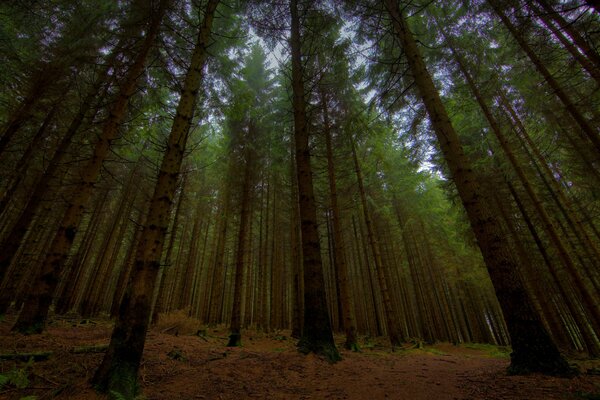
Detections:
91,2,218,397
488,1,600,154
0,102,59,217
11,0,169,334
384,0,572,375
451,47,600,356
290,0,339,362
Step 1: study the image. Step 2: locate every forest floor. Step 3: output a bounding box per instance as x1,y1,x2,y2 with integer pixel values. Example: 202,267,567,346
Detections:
1,313,599,400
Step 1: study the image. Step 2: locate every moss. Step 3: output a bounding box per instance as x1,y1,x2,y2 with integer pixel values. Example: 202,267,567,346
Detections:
344,341,360,352
464,343,511,359
106,362,140,400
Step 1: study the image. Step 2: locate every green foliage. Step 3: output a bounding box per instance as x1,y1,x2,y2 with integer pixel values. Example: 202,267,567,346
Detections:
167,347,187,361
0,360,33,390
464,343,511,359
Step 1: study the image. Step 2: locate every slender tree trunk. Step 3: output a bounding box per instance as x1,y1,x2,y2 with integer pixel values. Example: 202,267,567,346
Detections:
352,142,403,347
452,48,600,345
385,0,572,375
0,102,59,217
151,176,186,323
228,126,255,347
289,140,303,338
0,77,109,302
12,1,169,334
92,2,218,397
290,0,339,362
535,0,600,70
527,1,600,85
321,91,358,350
488,1,600,153
0,69,61,158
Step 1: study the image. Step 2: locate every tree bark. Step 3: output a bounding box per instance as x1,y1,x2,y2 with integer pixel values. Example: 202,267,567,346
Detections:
12,0,169,334
228,125,256,347
385,0,572,375
91,1,218,397
290,0,339,362
488,1,600,154
321,91,358,350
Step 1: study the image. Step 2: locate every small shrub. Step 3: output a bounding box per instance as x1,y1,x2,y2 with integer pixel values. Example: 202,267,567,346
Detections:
0,360,32,390
154,309,203,336
167,347,187,361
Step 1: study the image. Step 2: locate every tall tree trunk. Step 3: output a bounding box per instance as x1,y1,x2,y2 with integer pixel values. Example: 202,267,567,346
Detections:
91,1,218,397
534,0,600,71
0,68,61,158
385,0,572,375
290,0,339,362
321,91,358,350
488,1,600,153
228,125,255,347
352,142,403,347
151,175,186,323
0,76,110,304
452,48,600,352
12,0,169,334
0,102,59,217
526,0,600,85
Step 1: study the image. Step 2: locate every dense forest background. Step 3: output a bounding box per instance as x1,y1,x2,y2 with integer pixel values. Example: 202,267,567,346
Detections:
0,0,599,397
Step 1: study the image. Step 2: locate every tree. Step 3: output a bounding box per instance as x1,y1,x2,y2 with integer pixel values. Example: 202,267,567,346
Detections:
290,0,340,362
11,0,170,333
91,0,220,397
378,0,572,375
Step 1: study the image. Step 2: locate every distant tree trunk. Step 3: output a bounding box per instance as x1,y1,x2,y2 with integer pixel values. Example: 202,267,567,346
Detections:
110,206,146,318
321,91,358,350
290,0,339,362
228,125,255,347
91,1,218,397
385,0,572,375
11,0,169,334
289,140,303,338
207,174,232,325
352,142,403,347
151,175,186,323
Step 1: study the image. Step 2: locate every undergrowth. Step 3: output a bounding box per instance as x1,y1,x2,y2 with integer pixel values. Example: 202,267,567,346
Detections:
464,343,511,358
154,309,203,336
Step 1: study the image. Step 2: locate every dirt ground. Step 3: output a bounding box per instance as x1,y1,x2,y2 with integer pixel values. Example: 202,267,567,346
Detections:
1,314,599,400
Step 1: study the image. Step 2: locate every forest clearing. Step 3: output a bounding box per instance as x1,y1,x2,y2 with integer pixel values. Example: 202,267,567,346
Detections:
1,0,600,399
1,313,600,400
